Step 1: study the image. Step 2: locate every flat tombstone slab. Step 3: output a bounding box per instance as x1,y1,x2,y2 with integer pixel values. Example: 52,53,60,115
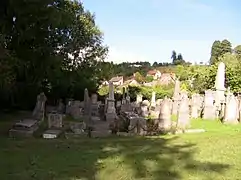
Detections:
43,129,62,139
14,119,38,129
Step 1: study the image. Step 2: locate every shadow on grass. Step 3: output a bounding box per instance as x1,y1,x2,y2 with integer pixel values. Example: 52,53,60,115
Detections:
0,135,230,180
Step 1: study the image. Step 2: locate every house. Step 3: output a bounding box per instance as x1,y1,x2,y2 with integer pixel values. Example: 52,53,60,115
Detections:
109,76,124,86
158,73,175,85
146,69,162,80
124,79,139,86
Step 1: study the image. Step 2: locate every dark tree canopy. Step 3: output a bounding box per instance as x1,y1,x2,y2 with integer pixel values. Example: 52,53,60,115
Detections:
0,0,108,109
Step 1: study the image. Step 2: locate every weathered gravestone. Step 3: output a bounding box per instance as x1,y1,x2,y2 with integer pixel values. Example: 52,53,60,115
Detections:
203,90,216,120
177,97,190,130
140,100,150,117
158,98,171,132
32,92,47,121
223,94,239,124
47,112,63,129
191,94,200,119
9,92,47,138
106,82,117,122
9,119,39,138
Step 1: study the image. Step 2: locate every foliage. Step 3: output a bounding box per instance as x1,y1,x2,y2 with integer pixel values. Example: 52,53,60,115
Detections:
219,53,241,92
134,72,145,83
210,39,232,65
98,85,109,96
128,84,174,100
145,76,154,83
0,0,107,109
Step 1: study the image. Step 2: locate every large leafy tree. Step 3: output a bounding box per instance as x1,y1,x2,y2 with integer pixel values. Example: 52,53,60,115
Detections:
0,0,108,109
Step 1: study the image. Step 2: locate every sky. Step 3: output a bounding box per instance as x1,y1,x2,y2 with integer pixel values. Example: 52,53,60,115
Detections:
82,0,240,64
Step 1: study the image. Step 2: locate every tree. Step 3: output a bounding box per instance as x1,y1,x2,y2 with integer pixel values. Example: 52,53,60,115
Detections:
210,39,232,65
234,45,241,60
152,62,158,67
134,72,144,83
177,53,183,60
171,50,177,64
219,53,241,92
0,0,108,109
220,39,232,55
210,40,222,64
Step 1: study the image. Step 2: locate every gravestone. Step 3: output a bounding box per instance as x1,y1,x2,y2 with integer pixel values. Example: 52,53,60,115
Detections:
172,80,181,115
57,99,65,113
47,112,63,129
203,90,216,120
84,88,90,115
158,99,171,132
106,82,117,122
191,94,200,118
32,92,47,121
214,62,226,106
9,119,39,138
177,97,190,130
140,100,150,117
136,94,143,106
90,93,99,117
223,94,239,124
150,91,156,107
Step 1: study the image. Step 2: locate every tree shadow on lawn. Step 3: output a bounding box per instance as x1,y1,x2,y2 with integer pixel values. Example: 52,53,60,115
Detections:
0,136,230,180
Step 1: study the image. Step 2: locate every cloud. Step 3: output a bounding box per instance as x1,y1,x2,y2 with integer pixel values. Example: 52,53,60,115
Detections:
105,47,149,64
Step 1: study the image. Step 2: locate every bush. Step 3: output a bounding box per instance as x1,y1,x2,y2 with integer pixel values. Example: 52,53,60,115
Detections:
128,84,174,100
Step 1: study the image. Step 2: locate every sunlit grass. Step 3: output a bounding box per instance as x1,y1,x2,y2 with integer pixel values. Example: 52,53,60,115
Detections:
0,113,241,180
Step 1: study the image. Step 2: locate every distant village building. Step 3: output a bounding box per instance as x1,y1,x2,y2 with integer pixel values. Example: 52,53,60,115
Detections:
109,76,124,86
146,69,162,80
158,73,175,85
124,79,139,86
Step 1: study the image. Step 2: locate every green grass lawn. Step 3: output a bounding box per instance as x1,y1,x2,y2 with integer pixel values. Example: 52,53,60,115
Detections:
1,113,241,180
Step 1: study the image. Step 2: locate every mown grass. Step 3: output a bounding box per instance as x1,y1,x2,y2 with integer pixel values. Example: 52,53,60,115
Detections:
0,112,241,180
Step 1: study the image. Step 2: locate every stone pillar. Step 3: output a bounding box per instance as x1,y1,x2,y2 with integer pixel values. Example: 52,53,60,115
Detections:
106,82,116,122
151,91,156,107
172,79,181,115
136,94,143,106
83,88,89,116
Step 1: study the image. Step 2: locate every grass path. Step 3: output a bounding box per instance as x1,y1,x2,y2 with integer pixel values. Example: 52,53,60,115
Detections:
0,114,241,180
